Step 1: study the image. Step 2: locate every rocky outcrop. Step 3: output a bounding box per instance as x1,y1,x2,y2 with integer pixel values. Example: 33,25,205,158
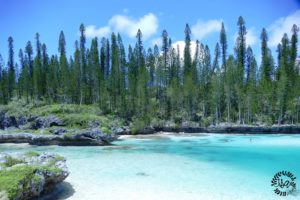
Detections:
0,113,64,130
118,123,300,134
0,133,33,143
0,113,27,129
0,152,69,200
0,128,119,146
30,115,64,130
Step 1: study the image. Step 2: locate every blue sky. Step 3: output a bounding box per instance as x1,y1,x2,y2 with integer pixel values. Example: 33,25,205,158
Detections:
0,0,300,65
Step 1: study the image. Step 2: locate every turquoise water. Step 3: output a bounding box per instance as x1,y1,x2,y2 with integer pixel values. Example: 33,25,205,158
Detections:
0,133,300,200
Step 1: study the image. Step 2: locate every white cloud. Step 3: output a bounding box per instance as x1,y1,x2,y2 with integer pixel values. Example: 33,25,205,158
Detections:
268,10,300,47
109,13,158,40
172,41,198,59
85,25,111,38
246,28,257,46
191,19,222,40
85,13,158,40
233,27,258,46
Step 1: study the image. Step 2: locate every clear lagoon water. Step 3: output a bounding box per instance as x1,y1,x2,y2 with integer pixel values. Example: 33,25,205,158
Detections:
1,133,300,200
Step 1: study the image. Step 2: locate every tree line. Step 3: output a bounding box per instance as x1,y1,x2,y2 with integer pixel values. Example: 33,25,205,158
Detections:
0,16,299,125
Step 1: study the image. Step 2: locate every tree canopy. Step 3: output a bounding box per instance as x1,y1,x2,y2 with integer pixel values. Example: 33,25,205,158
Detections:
0,18,299,126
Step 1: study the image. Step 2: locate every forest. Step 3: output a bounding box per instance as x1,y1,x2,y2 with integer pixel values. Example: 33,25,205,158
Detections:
0,16,299,126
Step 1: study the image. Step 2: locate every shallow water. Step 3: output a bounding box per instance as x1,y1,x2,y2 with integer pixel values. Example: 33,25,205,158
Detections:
1,133,300,200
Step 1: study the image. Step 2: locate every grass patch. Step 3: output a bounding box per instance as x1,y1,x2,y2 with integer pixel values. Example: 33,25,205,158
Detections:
0,165,36,199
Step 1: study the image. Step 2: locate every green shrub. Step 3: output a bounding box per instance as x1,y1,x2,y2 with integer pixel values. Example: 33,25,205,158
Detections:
0,165,36,199
130,118,147,134
201,116,213,127
101,126,110,134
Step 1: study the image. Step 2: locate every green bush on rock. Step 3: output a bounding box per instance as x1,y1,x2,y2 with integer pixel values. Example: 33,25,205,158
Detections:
0,152,69,200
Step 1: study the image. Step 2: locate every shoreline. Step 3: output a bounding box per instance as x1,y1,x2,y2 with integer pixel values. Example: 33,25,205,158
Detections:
0,125,300,146
123,124,300,135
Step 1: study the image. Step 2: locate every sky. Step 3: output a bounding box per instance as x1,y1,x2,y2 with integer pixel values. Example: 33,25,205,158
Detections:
0,0,300,65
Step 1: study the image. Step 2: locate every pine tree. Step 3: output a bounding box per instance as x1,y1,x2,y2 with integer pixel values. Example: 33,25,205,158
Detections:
277,34,290,124
211,43,222,123
33,33,43,98
259,28,274,122
135,30,149,119
290,25,299,75
183,24,197,119
127,45,136,116
99,38,109,111
245,47,258,123
7,36,15,100
41,44,49,100
110,32,120,111
235,16,247,123
290,24,299,123
161,30,169,85
117,34,127,116
58,31,69,103
202,45,212,117
147,48,155,87
0,54,7,104
183,24,192,80
25,41,34,99
79,24,86,104
71,41,81,104
224,55,236,123
220,22,227,72
105,39,110,79
47,55,59,101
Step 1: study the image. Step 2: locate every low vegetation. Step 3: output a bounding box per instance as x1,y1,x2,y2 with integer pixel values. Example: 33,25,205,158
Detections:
0,152,68,200
0,99,124,133
0,165,37,199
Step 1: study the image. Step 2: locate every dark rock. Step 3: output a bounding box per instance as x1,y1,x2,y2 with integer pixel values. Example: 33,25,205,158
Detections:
31,115,63,129
0,128,118,146
0,133,33,143
0,114,19,129
32,118,44,129
50,128,67,135
74,128,119,144
30,135,64,146
17,117,27,126
130,123,300,134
